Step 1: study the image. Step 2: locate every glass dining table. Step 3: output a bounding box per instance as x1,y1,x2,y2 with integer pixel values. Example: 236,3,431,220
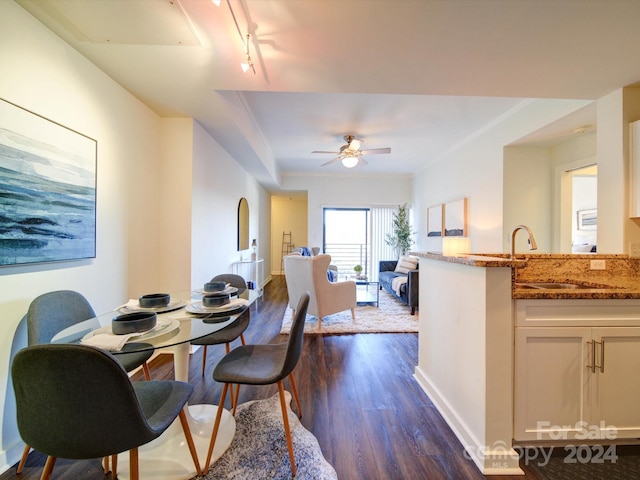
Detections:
51,288,260,480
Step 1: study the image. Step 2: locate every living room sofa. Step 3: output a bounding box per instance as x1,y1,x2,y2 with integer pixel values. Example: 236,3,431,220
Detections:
378,257,419,315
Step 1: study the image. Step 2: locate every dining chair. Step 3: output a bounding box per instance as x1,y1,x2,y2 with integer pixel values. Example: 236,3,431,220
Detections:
16,290,154,476
12,344,202,480
191,274,250,376
204,291,310,475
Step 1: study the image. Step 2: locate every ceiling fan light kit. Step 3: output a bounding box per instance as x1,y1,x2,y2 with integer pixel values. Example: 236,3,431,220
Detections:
312,134,391,168
341,156,359,168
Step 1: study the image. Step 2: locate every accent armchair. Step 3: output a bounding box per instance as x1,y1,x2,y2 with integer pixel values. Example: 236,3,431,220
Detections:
284,253,356,329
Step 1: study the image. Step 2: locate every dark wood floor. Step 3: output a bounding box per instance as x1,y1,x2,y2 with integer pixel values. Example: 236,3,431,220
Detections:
4,276,548,480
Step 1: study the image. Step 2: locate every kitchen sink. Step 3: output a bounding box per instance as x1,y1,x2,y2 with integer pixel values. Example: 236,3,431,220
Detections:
515,282,592,290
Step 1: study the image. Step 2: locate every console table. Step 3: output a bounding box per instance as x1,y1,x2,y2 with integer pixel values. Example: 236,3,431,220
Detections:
231,258,264,295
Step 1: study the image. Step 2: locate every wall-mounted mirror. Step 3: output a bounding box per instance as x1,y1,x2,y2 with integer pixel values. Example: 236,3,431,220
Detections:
238,197,249,251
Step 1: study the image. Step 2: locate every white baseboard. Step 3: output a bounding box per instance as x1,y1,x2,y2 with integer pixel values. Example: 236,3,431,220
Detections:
413,366,524,476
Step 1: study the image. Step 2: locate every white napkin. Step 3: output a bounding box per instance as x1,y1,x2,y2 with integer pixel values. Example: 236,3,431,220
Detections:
81,332,140,352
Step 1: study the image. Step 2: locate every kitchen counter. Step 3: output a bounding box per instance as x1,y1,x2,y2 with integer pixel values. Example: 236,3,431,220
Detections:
412,251,640,474
411,251,640,300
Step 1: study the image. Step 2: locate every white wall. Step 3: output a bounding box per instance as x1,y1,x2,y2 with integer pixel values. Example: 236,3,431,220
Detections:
413,99,593,255
191,120,269,287
0,2,163,469
271,196,308,276
0,2,269,472
502,132,598,254
596,87,640,253
503,146,553,252
281,174,413,250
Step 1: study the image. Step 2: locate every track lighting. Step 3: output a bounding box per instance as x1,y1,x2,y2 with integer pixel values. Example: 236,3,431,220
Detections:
225,0,256,75
241,34,255,74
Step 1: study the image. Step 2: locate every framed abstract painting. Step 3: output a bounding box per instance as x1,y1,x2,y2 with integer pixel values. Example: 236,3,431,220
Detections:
444,198,468,237
427,204,443,237
0,98,97,266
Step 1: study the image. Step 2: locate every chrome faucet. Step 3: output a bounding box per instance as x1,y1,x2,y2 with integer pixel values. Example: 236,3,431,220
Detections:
511,225,538,259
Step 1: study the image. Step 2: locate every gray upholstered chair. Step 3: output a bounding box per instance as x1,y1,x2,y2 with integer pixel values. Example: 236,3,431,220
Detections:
12,344,202,480
191,274,250,376
204,292,310,475
16,290,154,476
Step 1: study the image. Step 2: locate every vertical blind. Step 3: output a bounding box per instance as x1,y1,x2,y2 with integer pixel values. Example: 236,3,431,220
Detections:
369,206,400,280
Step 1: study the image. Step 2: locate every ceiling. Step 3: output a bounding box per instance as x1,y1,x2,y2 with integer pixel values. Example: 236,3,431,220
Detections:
16,0,640,190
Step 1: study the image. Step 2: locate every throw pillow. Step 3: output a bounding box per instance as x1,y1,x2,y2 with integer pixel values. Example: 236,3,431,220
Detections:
394,255,419,274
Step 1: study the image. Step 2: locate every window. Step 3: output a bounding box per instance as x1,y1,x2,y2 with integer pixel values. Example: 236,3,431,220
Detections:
323,207,398,280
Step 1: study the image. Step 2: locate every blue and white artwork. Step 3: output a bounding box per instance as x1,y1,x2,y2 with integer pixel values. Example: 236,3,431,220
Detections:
0,99,96,266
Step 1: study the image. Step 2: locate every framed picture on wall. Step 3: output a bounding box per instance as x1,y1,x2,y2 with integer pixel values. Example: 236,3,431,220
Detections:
0,98,97,266
444,198,468,237
577,208,597,230
427,204,443,237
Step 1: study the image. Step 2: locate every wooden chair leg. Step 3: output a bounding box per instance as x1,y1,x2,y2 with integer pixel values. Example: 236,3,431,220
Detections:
205,383,229,469
288,373,302,419
178,409,202,476
201,345,208,376
277,381,297,476
142,362,151,381
102,455,109,474
111,454,118,480
16,444,30,474
231,384,241,414
40,456,56,480
129,448,139,480
240,333,246,345
351,307,355,319
225,343,231,354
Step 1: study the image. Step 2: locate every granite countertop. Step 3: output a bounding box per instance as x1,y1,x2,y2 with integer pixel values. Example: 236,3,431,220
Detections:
411,251,527,268
410,251,640,300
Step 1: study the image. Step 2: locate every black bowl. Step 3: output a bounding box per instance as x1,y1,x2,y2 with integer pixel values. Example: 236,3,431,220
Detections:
112,312,157,335
138,293,170,308
202,293,231,308
204,281,227,293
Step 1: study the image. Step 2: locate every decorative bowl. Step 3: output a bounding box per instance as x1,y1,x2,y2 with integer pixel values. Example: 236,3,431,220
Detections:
204,281,227,293
138,293,170,308
202,293,231,308
112,312,157,335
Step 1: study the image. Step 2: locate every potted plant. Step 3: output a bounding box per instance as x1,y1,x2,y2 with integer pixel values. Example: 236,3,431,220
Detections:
385,203,416,258
353,264,364,279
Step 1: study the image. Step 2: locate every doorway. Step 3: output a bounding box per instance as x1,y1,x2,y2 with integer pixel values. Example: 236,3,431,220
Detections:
559,164,598,252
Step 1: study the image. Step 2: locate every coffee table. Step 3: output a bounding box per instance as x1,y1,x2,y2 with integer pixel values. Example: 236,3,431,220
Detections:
351,277,379,307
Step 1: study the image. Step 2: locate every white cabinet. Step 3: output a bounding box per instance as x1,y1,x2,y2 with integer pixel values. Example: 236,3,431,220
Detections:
514,326,592,441
514,299,640,441
591,327,640,438
231,258,264,295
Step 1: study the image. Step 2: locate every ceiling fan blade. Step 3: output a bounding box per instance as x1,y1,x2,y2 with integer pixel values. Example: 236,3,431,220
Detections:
321,156,342,166
357,156,368,166
312,150,340,154
359,147,391,155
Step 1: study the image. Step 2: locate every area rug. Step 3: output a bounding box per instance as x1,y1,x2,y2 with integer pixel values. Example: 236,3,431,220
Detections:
280,289,419,335
193,392,337,480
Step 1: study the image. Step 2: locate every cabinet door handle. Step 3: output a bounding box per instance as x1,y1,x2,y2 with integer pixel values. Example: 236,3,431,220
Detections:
592,340,605,373
587,340,596,373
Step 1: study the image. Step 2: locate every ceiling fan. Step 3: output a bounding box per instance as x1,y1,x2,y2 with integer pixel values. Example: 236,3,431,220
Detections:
312,134,391,168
